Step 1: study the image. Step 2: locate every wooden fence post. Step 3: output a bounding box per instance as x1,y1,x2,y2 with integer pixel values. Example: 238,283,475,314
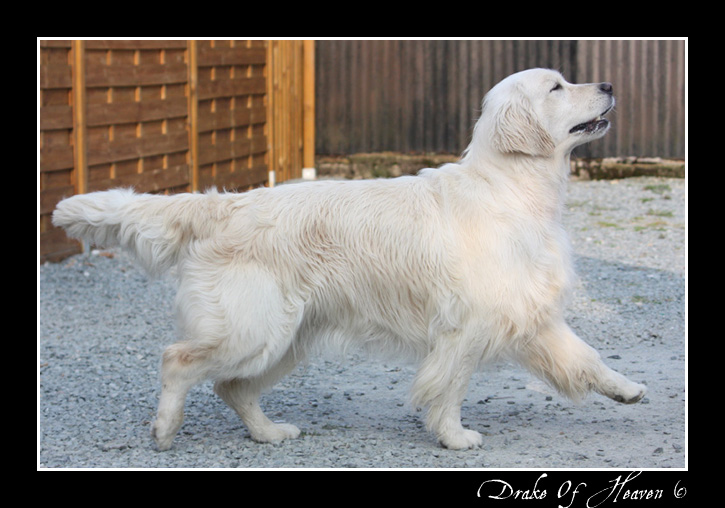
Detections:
303,40,315,179
187,40,199,192
266,40,309,184
71,40,87,195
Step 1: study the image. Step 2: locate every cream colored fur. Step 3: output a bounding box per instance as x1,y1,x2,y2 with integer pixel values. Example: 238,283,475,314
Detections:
53,68,646,451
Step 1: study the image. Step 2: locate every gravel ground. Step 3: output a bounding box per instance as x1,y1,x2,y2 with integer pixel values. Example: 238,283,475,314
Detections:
38,176,686,469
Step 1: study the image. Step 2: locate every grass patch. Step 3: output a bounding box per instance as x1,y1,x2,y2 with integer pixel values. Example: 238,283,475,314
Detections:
634,220,668,232
644,184,672,195
647,209,674,217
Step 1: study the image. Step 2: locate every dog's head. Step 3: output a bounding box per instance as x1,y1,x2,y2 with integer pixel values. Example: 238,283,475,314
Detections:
476,68,615,158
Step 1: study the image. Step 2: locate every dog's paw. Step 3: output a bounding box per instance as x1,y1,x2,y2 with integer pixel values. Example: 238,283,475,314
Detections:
250,422,301,444
612,381,647,404
151,421,177,451
597,368,647,405
440,428,483,450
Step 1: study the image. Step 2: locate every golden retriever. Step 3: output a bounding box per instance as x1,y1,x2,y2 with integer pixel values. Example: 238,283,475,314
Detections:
53,68,646,451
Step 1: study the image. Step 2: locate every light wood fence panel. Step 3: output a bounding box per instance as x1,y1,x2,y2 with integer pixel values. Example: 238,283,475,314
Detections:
40,40,79,260
39,39,312,263
82,40,191,194
195,40,269,191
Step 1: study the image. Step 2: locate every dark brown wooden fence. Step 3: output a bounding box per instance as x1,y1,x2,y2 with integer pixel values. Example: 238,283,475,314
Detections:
314,39,686,159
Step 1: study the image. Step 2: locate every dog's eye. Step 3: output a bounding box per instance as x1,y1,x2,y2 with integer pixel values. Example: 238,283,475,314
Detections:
550,83,563,92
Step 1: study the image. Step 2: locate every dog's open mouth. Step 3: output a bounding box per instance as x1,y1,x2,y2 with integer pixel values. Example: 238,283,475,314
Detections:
569,106,613,134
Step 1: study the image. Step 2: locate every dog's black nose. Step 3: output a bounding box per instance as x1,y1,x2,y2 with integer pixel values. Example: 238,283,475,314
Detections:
599,82,613,95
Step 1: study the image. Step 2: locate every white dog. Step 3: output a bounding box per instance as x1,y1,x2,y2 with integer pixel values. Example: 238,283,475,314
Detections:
53,68,646,451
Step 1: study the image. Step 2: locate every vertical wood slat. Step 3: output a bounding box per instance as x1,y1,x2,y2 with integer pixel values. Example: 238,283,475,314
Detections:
71,40,87,195
303,40,315,172
267,40,308,184
187,40,199,192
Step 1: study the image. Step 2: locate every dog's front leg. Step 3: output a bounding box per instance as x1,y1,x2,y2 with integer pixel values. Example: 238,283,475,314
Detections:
519,319,647,404
411,336,483,450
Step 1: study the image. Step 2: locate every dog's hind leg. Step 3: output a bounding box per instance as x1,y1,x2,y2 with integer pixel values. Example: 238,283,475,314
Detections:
151,342,210,451
519,319,647,404
214,347,302,443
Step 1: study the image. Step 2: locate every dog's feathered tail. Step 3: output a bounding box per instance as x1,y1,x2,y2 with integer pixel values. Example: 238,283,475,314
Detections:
52,188,228,276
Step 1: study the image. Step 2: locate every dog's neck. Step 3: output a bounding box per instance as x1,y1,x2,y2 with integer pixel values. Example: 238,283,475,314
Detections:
459,149,571,223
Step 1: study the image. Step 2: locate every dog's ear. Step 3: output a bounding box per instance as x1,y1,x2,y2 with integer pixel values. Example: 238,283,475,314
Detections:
490,91,555,157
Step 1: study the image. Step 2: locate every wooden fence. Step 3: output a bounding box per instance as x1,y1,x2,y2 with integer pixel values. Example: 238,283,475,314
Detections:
40,39,685,262
39,40,314,262
314,39,686,159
